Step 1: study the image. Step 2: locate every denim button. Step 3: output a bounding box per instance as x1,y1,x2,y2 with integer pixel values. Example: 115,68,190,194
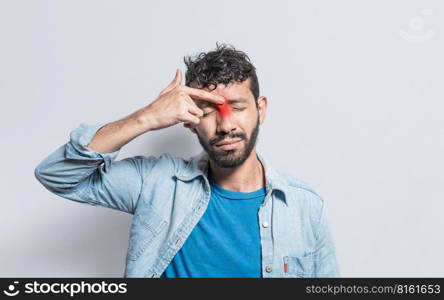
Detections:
265,265,273,273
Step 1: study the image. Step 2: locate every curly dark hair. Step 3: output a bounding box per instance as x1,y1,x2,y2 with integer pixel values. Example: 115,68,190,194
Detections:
184,43,260,106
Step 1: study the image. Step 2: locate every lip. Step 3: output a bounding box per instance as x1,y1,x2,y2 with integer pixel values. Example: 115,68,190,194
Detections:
215,139,243,151
215,139,242,146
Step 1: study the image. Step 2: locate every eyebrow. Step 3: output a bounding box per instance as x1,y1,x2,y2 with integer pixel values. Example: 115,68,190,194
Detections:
227,98,248,104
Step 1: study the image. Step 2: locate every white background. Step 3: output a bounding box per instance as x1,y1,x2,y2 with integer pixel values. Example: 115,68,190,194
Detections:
1,0,443,277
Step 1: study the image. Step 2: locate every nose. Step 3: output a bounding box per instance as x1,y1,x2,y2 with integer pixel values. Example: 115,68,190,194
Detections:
215,102,237,135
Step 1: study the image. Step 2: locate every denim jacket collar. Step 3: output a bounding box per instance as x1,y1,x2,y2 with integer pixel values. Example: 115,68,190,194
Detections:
174,150,288,205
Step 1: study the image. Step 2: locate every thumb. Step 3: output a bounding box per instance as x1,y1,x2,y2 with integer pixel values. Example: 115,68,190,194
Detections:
159,69,182,96
173,69,182,87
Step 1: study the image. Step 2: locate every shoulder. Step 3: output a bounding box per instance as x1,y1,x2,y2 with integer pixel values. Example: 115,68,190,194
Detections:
277,171,325,212
285,173,321,197
278,171,322,198
277,171,328,231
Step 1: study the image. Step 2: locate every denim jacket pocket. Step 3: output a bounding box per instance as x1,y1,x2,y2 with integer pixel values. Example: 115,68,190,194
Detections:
283,253,315,278
127,204,168,261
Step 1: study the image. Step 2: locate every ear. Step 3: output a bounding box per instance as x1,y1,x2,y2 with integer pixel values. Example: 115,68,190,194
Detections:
257,96,268,124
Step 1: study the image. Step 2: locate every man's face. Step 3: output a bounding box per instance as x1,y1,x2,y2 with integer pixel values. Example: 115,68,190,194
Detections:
189,78,267,168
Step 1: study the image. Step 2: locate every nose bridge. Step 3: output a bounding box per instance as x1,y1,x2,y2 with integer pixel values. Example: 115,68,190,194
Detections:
216,102,236,133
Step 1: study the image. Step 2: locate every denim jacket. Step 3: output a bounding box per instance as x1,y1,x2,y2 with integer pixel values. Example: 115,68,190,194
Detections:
34,123,340,278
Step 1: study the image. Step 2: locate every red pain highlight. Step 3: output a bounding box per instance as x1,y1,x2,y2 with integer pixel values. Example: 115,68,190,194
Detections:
217,96,231,118
217,102,231,118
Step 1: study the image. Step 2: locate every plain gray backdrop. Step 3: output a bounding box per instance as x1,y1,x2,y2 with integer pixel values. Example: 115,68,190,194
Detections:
1,0,443,277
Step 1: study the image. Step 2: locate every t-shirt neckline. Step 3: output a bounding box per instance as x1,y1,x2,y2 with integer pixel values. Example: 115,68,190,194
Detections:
209,176,266,200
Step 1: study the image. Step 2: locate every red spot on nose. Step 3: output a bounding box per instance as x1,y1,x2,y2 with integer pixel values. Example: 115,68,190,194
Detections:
217,99,231,118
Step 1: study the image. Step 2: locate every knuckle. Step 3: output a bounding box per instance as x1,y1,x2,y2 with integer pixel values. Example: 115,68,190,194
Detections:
175,111,185,119
178,90,187,97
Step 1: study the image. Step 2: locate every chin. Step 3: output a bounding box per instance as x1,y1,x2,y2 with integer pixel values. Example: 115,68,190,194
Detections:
212,146,250,168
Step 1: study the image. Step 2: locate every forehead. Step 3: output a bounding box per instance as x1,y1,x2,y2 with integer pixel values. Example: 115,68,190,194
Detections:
190,78,254,101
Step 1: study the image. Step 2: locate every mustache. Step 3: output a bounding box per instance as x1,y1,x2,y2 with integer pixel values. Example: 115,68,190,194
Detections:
210,132,247,146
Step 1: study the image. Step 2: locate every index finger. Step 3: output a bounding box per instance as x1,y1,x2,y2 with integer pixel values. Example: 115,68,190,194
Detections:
182,86,225,104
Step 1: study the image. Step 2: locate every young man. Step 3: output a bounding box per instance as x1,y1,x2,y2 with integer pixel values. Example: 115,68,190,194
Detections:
35,44,340,278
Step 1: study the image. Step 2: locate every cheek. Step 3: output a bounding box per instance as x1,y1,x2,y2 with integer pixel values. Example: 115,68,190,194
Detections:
242,111,260,134
195,122,213,138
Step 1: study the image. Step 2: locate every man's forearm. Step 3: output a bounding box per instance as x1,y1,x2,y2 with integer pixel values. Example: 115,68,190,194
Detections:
87,108,153,154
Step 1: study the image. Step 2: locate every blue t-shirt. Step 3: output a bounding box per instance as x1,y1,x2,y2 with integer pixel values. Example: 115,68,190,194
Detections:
161,176,266,278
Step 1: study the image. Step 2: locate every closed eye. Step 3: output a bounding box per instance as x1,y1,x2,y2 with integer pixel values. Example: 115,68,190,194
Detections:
202,107,246,117
202,110,216,117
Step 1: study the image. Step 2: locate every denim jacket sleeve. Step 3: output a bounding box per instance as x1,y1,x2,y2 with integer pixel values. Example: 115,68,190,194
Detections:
34,123,161,214
313,199,341,277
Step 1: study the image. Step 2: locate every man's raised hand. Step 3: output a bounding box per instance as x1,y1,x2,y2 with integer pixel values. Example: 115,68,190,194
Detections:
140,69,225,131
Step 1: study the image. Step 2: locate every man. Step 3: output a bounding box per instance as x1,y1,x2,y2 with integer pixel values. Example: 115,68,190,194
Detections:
35,43,340,278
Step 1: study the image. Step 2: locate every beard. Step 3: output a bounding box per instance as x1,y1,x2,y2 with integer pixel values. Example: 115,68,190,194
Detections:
196,115,260,168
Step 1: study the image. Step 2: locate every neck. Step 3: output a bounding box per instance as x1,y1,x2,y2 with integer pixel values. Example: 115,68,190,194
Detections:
208,147,265,192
